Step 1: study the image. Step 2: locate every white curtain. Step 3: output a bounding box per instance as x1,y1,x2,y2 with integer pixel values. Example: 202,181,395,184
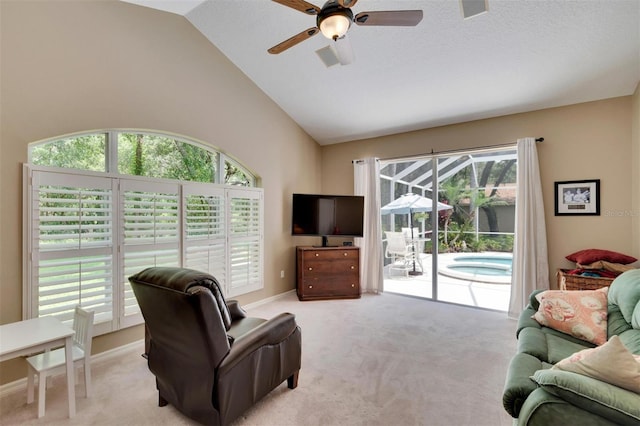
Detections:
354,157,384,294
508,138,549,318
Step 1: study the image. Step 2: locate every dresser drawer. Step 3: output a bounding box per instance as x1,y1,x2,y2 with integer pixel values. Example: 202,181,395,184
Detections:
299,259,358,274
300,275,359,297
296,246,360,301
302,249,358,261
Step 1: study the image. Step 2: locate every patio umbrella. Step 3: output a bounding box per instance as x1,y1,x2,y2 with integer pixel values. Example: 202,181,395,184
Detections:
381,193,453,216
381,193,453,275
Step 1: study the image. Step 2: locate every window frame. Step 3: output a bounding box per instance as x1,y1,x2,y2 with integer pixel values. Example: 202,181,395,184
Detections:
24,130,262,333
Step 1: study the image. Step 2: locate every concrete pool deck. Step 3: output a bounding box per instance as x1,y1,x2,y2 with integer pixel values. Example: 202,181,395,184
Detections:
384,252,512,312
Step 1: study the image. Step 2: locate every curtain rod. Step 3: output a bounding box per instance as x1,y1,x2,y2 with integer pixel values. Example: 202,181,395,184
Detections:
353,137,544,164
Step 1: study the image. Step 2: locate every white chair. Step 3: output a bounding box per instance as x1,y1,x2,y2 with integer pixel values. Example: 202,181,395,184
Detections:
401,227,419,241
385,231,414,276
387,230,425,275
26,306,94,418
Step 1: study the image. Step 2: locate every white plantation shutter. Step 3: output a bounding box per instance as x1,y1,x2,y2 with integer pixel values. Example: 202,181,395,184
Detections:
227,189,263,297
25,166,263,335
183,184,227,286
28,171,116,333
120,180,180,327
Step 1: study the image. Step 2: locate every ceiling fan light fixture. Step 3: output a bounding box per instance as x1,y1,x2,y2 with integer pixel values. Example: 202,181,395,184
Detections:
318,7,353,41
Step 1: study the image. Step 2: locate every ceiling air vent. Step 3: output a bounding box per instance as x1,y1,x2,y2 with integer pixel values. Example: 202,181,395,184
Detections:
460,0,488,19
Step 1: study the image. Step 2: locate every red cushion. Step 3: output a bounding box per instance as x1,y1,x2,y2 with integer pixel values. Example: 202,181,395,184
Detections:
566,249,637,265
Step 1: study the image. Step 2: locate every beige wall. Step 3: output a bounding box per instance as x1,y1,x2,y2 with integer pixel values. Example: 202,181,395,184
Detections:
0,1,321,384
632,83,640,257
321,97,638,281
1,0,639,386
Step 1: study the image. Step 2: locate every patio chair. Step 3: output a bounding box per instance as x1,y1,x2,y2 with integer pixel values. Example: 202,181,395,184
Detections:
387,231,425,275
385,231,415,275
26,306,94,418
401,227,420,241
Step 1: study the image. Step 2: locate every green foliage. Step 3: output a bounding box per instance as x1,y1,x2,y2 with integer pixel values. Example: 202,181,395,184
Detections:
483,234,514,252
439,174,509,247
225,160,251,186
31,131,256,187
386,153,516,255
118,133,218,182
31,135,106,171
437,179,514,253
438,230,514,253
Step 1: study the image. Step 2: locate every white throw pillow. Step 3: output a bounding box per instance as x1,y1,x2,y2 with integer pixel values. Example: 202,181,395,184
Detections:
552,335,640,393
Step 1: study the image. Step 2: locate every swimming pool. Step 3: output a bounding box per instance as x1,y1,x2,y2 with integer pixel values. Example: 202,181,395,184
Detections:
439,253,513,284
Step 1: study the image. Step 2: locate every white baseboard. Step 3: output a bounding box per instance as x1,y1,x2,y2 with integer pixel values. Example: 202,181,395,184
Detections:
0,339,144,398
243,289,295,310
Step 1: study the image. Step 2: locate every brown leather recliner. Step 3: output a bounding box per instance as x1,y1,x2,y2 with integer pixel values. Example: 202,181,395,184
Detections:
129,267,302,426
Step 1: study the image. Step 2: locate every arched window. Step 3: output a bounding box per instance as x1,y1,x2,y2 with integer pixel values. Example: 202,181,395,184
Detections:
29,130,255,186
24,131,262,335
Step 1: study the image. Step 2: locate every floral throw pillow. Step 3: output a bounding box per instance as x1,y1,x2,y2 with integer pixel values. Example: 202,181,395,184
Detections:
532,288,608,345
552,335,640,393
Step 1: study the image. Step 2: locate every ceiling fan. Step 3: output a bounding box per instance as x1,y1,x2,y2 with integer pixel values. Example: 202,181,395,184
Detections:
267,0,423,61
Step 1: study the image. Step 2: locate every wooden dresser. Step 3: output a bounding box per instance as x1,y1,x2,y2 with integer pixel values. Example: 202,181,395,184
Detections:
296,246,360,301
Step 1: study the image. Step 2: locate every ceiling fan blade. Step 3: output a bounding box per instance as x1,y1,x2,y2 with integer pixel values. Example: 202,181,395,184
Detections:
332,34,354,65
268,27,320,54
354,10,424,26
337,0,358,7
272,0,320,15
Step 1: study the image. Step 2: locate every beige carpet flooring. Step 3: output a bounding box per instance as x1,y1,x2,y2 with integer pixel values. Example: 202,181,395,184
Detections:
0,292,517,426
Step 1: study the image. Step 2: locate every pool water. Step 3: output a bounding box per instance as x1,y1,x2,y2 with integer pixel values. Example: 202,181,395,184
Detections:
453,256,513,267
439,253,513,284
447,265,511,276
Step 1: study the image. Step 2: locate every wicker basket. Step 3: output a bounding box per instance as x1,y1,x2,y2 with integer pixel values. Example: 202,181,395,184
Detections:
557,269,614,291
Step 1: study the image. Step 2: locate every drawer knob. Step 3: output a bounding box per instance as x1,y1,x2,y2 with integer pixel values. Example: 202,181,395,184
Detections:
351,284,355,287
308,267,313,271
315,253,319,257
343,252,348,256
350,266,355,270
309,285,313,289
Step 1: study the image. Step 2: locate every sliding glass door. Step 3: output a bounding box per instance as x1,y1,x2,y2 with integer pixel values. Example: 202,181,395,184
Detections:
380,147,516,311
380,158,435,298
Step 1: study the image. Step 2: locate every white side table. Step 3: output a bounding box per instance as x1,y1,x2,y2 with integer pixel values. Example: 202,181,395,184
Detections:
0,316,76,418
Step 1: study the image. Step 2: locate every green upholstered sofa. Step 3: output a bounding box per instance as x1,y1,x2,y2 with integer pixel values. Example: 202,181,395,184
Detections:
502,269,640,425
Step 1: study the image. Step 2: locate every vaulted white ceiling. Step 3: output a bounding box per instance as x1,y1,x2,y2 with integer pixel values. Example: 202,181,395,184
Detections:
123,0,640,145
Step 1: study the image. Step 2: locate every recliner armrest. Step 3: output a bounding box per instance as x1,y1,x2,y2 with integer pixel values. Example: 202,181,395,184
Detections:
530,369,640,424
218,313,298,374
226,300,247,320
503,352,544,418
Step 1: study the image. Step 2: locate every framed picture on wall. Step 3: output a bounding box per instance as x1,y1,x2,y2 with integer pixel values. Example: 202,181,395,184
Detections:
554,179,600,216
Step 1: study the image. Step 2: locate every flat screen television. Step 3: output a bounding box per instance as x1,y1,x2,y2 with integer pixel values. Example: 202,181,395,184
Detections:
292,193,365,247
